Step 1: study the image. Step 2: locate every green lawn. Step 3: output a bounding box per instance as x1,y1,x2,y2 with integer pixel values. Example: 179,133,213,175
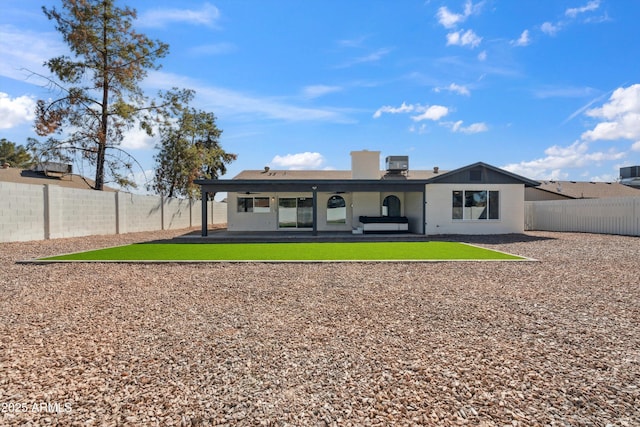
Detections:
40,241,525,262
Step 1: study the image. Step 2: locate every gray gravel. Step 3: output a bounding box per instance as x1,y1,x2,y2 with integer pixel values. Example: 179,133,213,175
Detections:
1,229,639,426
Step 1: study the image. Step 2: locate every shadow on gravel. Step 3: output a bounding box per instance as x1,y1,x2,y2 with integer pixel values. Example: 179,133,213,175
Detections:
145,230,556,246
429,233,557,245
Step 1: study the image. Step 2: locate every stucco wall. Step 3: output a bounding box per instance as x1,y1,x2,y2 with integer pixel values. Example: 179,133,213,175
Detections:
226,192,278,231
351,192,380,223
405,192,424,234
425,183,525,235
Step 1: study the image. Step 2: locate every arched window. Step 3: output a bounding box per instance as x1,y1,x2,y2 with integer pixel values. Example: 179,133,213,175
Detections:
326,195,346,224
382,195,401,217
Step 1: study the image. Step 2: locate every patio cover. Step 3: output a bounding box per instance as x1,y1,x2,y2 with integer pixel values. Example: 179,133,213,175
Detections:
194,178,430,236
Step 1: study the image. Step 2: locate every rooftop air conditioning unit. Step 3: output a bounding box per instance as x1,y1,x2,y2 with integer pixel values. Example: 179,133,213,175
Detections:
620,166,640,179
385,156,409,172
35,162,73,177
620,166,640,188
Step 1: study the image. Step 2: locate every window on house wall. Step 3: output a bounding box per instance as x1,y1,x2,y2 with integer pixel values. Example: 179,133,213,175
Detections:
237,196,270,213
326,195,346,224
452,190,499,220
253,197,270,213
237,197,253,213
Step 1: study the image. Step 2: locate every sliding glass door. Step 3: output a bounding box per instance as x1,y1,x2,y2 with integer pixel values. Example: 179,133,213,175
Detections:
278,197,313,228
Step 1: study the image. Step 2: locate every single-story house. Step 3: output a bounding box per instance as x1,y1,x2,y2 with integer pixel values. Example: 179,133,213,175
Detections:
195,150,540,236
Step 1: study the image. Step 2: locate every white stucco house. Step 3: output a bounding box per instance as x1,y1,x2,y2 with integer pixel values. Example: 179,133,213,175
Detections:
195,150,540,236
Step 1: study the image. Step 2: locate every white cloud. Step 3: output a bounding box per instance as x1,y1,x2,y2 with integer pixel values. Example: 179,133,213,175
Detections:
477,50,487,61
582,84,640,142
0,92,36,129
270,152,325,170
337,36,368,48
411,105,450,122
435,83,471,96
0,25,67,82
302,85,342,99
121,126,157,150
409,124,428,134
337,47,393,68
502,140,625,180
566,0,600,18
506,84,639,180
437,6,466,29
187,42,236,56
373,102,449,122
146,71,353,123
449,120,488,134
137,3,221,28
512,30,531,47
373,102,415,118
436,1,484,29
446,29,482,48
541,22,560,36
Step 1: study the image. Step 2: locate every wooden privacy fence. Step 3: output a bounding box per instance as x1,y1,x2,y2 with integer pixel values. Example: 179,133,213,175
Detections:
525,197,640,236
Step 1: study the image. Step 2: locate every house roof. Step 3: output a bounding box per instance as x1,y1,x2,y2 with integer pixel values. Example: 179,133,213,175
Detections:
196,162,540,194
533,180,640,199
0,167,115,191
233,169,443,180
427,162,541,187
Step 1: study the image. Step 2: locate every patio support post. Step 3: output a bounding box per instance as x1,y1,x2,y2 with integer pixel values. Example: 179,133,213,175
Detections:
201,191,208,237
312,186,318,236
422,188,427,235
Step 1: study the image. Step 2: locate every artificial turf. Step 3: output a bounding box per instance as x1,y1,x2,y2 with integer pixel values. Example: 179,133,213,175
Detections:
39,241,524,262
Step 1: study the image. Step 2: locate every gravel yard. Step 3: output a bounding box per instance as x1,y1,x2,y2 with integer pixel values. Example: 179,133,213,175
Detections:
1,229,638,426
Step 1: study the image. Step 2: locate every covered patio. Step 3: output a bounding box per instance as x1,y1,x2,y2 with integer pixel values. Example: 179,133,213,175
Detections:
194,178,430,237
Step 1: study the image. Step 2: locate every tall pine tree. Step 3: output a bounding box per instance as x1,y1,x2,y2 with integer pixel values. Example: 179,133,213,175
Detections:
34,0,184,190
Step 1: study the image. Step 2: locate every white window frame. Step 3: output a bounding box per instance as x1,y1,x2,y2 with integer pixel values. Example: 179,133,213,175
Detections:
452,190,500,221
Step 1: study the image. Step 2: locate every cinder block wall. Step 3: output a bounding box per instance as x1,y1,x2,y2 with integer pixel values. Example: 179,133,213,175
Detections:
117,192,163,234
0,182,46,242
0,182,227,242
211,201,227,224
163,198,192,230
47,185,116,239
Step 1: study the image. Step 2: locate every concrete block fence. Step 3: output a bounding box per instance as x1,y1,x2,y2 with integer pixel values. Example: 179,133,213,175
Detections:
0,181,227,242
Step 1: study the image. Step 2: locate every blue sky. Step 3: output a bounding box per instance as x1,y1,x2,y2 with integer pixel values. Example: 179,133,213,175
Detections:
1,0,639,192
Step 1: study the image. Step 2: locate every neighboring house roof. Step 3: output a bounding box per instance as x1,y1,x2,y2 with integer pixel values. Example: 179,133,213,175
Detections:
532,180,640,199
0,167,115,191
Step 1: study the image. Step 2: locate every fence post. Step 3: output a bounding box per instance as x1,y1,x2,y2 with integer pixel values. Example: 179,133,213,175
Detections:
43,184,51,240
161,195,165,230
115,191,120,235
